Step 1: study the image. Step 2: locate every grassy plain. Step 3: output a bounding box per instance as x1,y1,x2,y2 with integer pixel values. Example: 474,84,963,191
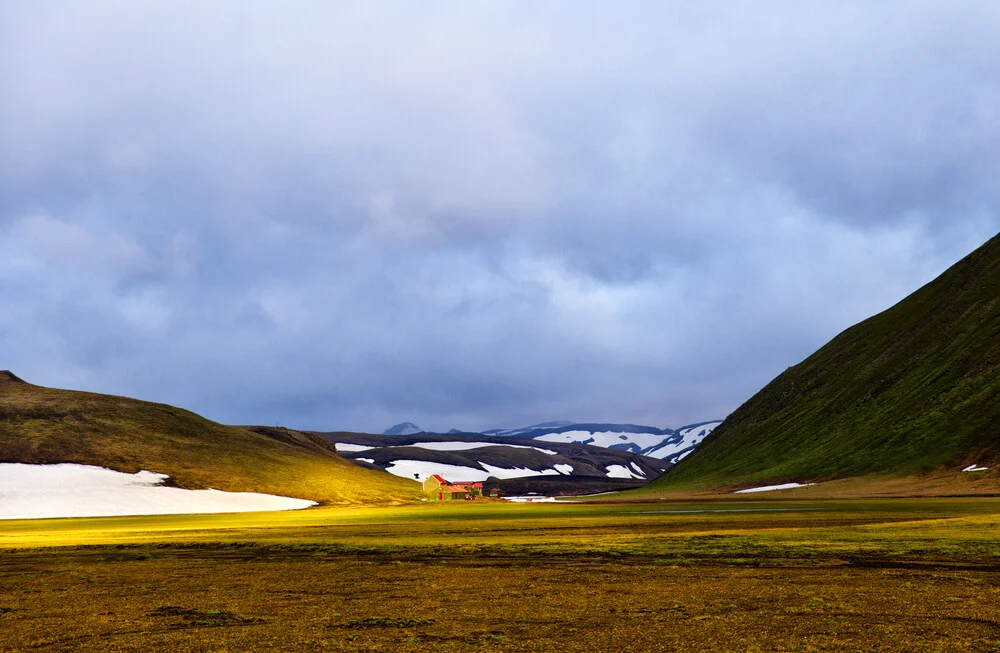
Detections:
3,499,1000,651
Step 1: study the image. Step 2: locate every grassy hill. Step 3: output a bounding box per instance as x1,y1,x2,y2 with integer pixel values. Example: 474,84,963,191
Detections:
0,373,420,505
652,232,1000,491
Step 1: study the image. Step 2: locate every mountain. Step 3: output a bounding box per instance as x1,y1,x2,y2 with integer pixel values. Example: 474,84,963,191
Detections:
383,422,424,435
477,421,722,462
481,421,576,436
318,431,670,496
0,373,420,505
653,232,1000,491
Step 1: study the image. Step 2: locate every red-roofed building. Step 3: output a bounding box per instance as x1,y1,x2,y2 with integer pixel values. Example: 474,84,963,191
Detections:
422,474,450,492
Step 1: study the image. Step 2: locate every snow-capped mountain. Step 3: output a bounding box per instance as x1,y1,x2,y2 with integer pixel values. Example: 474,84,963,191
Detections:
478,421,723,462
383,422,424,436
320,431,669,496
481,421,575,437
640,422,722,463
382,419,723,463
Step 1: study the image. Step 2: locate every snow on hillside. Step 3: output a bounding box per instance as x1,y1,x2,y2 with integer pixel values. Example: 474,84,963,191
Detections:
644,421,723,462
406,441,557,454
386,419,723,463
383,460,570,482
482,421,575,436
334,443,374,452
605,464,645,480
535,430,667,451
0,463,316,520
734,482,814,494
525,421,723,461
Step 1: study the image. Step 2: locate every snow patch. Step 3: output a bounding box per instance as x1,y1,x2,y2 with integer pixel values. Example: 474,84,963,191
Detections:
384,460,569,482
734,482,815,494
502,496,559,503
537,430,666,450
0,463,316,520
962,465,990,472
356,458,375,464
644,421,721,460
405,441,557,455
479,463,561,479
334,443,373,452
605,464,644,480
383,460,489,482
553,464,574,475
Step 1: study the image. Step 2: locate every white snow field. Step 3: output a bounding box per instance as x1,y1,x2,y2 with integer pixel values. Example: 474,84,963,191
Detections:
479,463,561,479
605,464,645,480
644,422,722,461
536,430,666,450
0,463,316,520
405,441,557,454
384,460,488,482
382,460,573,482
333,443,374,452
502,495,559,503
963,465,990,472
734,482,815,494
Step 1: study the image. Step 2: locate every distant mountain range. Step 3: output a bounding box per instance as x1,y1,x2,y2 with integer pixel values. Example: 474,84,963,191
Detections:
383,420,723,463
382,422,423,436
322,430,671,496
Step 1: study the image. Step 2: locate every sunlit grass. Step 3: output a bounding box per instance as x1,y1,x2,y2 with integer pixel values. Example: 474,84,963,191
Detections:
5,497,1000,563
4,498,1000,651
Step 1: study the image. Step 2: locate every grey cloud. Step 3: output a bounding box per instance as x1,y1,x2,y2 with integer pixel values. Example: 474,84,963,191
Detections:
1,2,998,433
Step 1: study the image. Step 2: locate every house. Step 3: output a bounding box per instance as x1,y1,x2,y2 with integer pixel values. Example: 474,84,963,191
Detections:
449,481,484,497
422,474,449,492
435,485,470,501
425,476,488,501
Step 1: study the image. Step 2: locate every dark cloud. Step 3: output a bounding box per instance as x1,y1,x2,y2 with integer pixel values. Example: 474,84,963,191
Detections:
1,2,998,433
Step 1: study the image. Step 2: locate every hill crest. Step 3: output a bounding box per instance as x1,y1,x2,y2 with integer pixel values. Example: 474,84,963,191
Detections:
653,232,1000,491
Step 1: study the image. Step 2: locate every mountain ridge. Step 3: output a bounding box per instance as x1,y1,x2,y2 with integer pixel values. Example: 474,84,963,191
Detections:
652,232,1000,490
0,375,420,505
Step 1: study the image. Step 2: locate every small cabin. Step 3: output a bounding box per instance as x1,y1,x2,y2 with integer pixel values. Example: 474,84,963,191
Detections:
449,481,484,497
425,476,489,501
422,474,449,493
435,485,470,501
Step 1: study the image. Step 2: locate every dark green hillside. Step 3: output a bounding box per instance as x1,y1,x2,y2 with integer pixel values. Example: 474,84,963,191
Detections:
655,232,1000,489
0,374,420,504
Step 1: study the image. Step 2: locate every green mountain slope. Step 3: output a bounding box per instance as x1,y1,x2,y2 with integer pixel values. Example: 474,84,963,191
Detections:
655,232,1000,490
0,373,420,505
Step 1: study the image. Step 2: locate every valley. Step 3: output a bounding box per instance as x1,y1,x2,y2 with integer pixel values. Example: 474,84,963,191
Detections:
3,499,1000,652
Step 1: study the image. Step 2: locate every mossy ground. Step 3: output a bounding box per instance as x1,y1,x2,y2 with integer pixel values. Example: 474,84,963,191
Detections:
3,499,1000,651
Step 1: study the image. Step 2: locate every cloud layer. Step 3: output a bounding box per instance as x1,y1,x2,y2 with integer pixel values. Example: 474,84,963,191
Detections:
2,2,998,432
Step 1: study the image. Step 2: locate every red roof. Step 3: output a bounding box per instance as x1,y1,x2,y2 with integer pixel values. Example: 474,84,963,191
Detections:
429,474,449,483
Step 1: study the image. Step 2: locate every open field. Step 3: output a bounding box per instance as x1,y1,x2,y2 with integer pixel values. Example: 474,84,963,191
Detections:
3,499,1000,651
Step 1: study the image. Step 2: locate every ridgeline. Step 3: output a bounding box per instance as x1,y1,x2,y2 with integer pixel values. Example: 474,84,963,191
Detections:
654,232,1000,490
0,375,420,505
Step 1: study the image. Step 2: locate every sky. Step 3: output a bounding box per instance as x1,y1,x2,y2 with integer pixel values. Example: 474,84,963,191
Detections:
1,2,998,433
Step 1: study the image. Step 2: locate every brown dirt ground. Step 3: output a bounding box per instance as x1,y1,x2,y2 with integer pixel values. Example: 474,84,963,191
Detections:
2,548,1000,652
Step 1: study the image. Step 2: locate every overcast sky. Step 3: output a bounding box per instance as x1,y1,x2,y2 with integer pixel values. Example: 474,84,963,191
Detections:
2,2,998,433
